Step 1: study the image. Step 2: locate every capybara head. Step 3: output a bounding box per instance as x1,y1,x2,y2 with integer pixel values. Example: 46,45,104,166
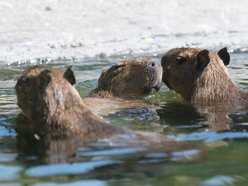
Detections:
91,57,163,97
15,67,76,125
161,47,232,102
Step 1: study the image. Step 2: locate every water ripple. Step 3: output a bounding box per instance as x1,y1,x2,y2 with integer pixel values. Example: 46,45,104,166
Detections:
31,180,107,186
170,131,248,142
25,160,121,177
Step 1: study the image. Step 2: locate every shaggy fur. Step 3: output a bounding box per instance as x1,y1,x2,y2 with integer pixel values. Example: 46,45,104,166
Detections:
15,67,200,156
161,48,248,106
15,67,125,139
90,57,162,97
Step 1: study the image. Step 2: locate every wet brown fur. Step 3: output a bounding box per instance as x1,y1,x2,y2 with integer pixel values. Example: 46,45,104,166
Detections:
90,57,162,97
15,67,201,158
161,48,248,106
15,67,126,140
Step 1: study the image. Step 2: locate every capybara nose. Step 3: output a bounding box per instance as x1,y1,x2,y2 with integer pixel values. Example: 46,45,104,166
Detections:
150,62,156,67
148,60,161,69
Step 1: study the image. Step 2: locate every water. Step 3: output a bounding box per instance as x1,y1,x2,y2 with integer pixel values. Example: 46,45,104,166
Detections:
1,51,248,186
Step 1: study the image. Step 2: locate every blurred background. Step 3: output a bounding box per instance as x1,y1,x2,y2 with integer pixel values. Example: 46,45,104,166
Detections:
0,0,248,63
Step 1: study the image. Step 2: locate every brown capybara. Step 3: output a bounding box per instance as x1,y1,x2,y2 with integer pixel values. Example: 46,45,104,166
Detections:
15,67,125,138
15,67,202,162
90,57,162,97
161,47,248,106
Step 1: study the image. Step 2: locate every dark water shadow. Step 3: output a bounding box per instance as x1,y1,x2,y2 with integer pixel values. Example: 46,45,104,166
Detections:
157,102,207,130
157,102,248,133
14,114,204,169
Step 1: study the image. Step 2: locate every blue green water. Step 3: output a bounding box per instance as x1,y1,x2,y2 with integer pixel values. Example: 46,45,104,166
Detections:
1,51,248,186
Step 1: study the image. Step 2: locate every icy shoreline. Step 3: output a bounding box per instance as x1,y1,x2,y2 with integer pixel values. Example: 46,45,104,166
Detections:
0,0,248,64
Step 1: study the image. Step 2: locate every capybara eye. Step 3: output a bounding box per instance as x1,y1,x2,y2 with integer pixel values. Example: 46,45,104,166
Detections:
175,56,186,64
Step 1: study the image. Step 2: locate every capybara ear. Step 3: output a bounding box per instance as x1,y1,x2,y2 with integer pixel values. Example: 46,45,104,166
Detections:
39,69,51,91
111,62,126,72
217,47,230,66
196,49,210,71
63,66,76,85
102,62,126,79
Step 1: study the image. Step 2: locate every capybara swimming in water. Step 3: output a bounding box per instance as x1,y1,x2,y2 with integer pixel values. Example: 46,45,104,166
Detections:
15,67,201,159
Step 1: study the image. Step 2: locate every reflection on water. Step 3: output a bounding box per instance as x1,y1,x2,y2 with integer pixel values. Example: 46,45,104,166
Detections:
157,102,206,127
171,131,248,141
26,160,121,177
0,165,22,181
1,51,248,185
32,180,107,186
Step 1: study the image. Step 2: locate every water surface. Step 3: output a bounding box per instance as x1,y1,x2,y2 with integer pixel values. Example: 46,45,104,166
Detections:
1,51,248,186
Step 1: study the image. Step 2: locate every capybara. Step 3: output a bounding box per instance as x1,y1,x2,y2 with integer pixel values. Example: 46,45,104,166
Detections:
161,47,248,106
15,67,201,162
15,67,126,138
90,57,162,97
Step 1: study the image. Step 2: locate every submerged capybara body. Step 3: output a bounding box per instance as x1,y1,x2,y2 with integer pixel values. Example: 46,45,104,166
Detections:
15,67,201,158
161,47,248,106
90,57,162,97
